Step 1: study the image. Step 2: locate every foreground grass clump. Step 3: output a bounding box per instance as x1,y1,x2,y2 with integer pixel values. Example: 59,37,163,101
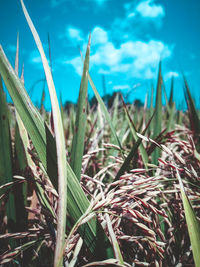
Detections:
1,1,200,266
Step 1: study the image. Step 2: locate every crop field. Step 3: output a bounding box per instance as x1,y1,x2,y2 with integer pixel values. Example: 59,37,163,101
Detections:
0,1,200,267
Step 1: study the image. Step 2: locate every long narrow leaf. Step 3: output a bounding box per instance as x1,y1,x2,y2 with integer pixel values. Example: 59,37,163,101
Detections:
20,1,67,265
176,169,200,267
88,75,124,158
70,36,90,181
0,77,16,229
0,45,113,258
152,62,162,164
114,112,154,181
121,95,148,167
184,76,200,136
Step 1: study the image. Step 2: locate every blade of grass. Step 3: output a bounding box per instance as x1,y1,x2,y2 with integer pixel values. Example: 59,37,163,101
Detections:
0,46,52,178
166,102,176,131
114,112,154,181
79,50,124,158
169,77,174,108
121,95,148,167
176,169,200,267
60,94,65,129
152,62,162,164
0,44,113,258
15,110,57,219
148,85,154,134
104,208,124,264
20,1,67,265
88,74,124,158
0,76,16,230
184,76,200,136
40,88,45,115
70,36,90,181
14,32,28,227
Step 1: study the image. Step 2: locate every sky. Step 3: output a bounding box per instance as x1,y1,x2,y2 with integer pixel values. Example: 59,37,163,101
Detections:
0,0,200,109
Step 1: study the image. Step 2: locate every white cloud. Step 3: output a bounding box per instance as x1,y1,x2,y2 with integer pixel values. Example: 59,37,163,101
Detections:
111,1,165,45
65,37,172,79
67,27,83,42
31,56,42,64
127,12,136,18
120,40,171,71
91,42,120,67
64,56,83,75
113,85,130,90
90,35,172,79
136,0,165,18
164,71,179,81
30,50,41,65
63,24,173,80
91,27,108,45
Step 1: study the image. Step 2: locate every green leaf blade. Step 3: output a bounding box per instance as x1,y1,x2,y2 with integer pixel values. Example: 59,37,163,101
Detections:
70,36,90,181
176,170,200,267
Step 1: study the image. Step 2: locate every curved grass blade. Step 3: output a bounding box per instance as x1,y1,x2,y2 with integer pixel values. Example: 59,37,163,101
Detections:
15,110,57,219
184,76,200,136
152,62,162,164
114,112,154,181
14,32,29,225
148,85,154,134
0,45,113,258
176,169,200,267
70,36,90,181
20,1,67,265
169,77,174,108
121,95,148,167
88,74,124,158
166,102,176,131
0,46,50,176
104,209,124,264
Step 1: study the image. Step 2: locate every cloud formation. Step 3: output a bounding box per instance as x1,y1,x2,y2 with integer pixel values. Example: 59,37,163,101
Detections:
91,27,108,45
65,26,172,79
30,50,41,65
67,27,83,42
62,0,173,85
136,0,165,18
120,0,165,37
164,71,179,81
113,85,130,90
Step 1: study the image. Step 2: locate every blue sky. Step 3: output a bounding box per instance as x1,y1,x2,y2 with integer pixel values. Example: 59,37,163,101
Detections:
0,0,200,109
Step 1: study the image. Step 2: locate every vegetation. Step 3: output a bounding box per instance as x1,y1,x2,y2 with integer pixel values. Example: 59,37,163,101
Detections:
0,1,200,266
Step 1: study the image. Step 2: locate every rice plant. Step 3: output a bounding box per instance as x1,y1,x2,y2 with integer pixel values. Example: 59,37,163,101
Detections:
0,1,200,266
